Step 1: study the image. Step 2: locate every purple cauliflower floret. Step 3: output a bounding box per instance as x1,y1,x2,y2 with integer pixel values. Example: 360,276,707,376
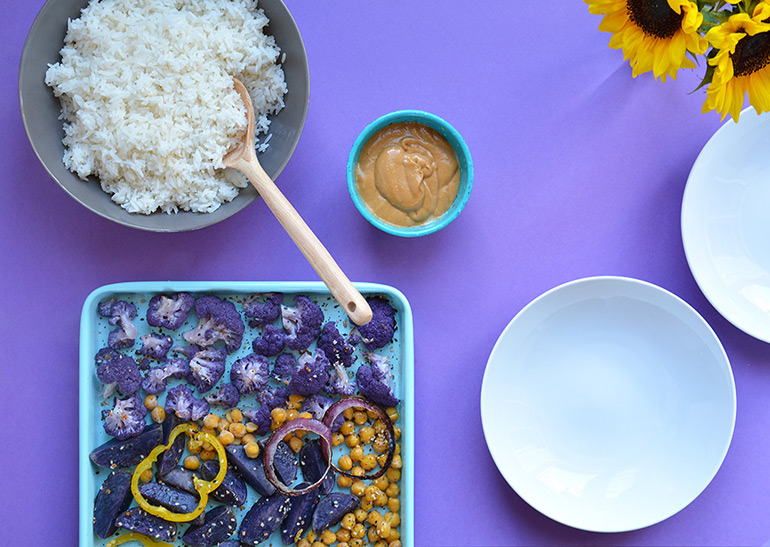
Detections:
165,384,210,421
288,349,331,397
187,347,227,393
356,353,400,407
141,357,190,395
281,296,324,351
230,353,270,395
257,385,290,411
271,353,296,383
102,394,147,440
243,293,284,327
317,322,356,369
302,394,344,431
97,353,141,398
241,385,290,435
99,299,139,349
240,406,272,435
95,347,121,367
326,360,356,397
356,297,395,350
252,324,286,356
347,332,362,347
136,333,173,360
146,293,195,330
205,383,241,409
183,296,244,353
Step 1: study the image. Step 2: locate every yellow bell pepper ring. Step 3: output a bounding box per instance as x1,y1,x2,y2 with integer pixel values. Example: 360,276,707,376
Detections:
105,532,174,547
130,423,227,522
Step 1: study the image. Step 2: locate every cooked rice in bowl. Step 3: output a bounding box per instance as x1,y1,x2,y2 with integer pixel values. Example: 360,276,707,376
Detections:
44,0,287,215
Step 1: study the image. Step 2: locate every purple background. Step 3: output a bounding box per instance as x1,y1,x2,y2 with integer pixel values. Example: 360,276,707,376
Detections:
2,1,768,545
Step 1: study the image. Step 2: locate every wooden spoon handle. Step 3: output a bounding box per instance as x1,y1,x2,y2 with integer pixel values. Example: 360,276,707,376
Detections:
236,157,373,325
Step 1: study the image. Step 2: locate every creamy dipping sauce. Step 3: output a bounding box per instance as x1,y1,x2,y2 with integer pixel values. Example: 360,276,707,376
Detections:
355,122,460,227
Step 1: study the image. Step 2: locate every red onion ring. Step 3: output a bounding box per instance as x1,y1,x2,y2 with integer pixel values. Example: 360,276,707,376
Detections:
322,397,396,480
262,417,332,496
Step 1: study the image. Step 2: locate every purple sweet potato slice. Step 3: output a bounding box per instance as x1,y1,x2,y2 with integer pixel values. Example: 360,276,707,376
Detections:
225,444,275,497
158,467,198,496
139,483,199,514
311,492,360,533
115,507,177,542
238,494,290,546
280,483,321,545
93,470,133,539
200,460,248,507
182,505,238,547
156,414,185,476
273,440,298,486
299,439,335,495
90,423,163,469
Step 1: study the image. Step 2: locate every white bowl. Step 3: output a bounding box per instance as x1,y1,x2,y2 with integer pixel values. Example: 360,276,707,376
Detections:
682,107,770,342
480,277,735,532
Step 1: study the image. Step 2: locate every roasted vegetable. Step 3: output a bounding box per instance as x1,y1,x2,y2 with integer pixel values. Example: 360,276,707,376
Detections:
204,382,241,409
90,423,163,469
225,444,275,497
131,424,226,523
281,483,321,545
141,357,189,395
187,347,227,393
199,459,248,507
138,483,199,514
164,385,210,421
183,295,244,353
97,353,141,398
355,296,395,350
102,393,147,440
356,352,400,407
146,293,195,330
238,494,291,546
136,333,173,360
288,350,330,397
115,508,177,542
99,299,139,349
311,493,360,533
243,292,284,327
281,296,323,351
230,353,269,395
181,506,237,547
93,470,133,539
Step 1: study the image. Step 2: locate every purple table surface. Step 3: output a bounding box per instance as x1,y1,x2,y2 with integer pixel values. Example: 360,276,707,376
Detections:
2,1,768,546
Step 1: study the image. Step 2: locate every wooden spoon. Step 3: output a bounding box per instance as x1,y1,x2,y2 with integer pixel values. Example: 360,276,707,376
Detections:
224,79,372,326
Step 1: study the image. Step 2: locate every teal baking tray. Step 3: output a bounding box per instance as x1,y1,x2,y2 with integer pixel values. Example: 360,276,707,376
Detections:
79,281,414,546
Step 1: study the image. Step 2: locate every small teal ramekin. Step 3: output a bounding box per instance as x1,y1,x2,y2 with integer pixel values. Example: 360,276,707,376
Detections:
347,110,473,237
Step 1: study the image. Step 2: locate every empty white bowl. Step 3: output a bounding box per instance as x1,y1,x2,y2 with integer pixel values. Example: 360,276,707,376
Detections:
682,107,770,342
480,276,735,532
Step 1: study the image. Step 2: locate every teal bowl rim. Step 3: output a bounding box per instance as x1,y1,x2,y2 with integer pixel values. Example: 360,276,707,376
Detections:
346,109,473,237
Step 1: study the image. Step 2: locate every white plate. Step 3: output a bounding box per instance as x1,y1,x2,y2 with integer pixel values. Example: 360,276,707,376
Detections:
682,108,770,342
480,277,735,532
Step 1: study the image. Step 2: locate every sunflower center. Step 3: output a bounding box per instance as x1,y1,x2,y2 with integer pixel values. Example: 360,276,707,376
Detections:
732,27,770,77
626,0,683,39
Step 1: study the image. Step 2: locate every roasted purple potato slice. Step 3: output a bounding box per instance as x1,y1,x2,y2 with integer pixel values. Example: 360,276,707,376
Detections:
280,483,321,545
311,492,360,533
299,439,334,494
156,414,185,476
182,505,238,547
225,444,275,497
218,541,240,547
139,482,199,514
273,440,298,486
158,467,198,496
200,460,248,506
238,494,290,546
93,470,133,539
115,507,177,542
90,423,162,469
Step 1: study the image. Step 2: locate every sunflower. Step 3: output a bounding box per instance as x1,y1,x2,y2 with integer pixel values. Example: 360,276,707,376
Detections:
702,2,770,121
586,0,707,82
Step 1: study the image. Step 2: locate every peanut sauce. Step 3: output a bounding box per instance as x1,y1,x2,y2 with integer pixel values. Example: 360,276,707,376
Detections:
355,122,460,227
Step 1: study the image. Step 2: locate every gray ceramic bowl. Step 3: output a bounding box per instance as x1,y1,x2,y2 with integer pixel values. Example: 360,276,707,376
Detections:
19,0,309,232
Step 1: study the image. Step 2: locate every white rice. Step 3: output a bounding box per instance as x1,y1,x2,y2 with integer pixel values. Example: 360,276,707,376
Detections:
45,0,287,214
